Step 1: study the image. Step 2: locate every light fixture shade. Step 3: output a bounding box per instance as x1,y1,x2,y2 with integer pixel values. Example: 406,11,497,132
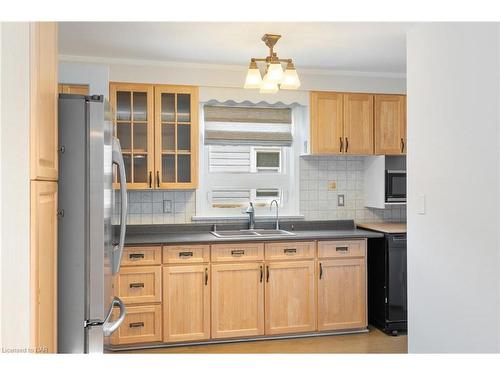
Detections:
244,61,262,89
280,62,301,90
259,73,279,94
266,62,284,83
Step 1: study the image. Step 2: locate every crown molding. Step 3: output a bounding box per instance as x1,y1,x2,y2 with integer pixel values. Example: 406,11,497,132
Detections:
59,54,406,79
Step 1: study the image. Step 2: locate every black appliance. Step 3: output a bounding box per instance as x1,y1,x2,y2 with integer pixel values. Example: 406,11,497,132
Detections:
385,170,406,203
368,233,407,336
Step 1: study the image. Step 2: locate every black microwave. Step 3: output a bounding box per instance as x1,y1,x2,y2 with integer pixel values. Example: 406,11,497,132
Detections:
385,170,407,203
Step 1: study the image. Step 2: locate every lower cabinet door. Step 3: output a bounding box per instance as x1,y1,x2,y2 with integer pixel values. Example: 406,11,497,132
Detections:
110,304,162,345
163,265,210,342
211,262,264,339
317,258,367,331
265,261,316,335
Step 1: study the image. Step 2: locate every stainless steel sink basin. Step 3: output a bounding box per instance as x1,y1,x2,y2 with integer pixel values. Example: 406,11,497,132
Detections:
210,229,296,238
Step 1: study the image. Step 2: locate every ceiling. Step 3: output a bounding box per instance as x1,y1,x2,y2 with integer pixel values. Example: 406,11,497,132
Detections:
59,22,410,74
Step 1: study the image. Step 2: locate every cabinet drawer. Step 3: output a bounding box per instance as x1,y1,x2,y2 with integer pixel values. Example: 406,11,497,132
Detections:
121,246,162,267
163,245,210,264
115,266,161,304
110,304,162,345
317,240,366,259
211,243,264,262
265,241,316,260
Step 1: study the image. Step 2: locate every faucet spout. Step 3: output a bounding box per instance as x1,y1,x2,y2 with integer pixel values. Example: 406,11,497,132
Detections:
245,202,255,230
270,199,279,230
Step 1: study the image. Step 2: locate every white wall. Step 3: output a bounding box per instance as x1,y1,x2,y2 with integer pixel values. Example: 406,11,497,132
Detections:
59,61,109,98
407,23,500,353
0,22,31,350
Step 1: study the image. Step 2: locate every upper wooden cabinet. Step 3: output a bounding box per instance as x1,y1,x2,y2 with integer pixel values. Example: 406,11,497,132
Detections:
310,92,343,154
374,94,407,155
154,85,199,189
110,83,198,189
30,22,58,181
310,92,374,155
58,84,89,95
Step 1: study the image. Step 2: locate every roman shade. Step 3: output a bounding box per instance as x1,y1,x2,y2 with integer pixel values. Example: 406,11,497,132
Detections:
203,105,293,146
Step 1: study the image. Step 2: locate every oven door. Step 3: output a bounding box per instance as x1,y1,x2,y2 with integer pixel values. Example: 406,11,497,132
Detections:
385,170,406,202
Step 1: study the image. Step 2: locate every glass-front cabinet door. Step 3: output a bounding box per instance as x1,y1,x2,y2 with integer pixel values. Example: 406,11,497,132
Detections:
154,85,198,189
110,83,154,189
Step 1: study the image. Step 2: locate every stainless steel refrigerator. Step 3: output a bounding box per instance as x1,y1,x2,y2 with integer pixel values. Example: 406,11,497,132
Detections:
58,94,128,353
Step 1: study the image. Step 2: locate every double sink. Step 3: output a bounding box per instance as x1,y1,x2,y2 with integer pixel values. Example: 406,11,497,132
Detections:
211,229,296,239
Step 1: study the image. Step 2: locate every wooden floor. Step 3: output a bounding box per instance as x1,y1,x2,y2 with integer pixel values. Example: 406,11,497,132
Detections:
114,327,407,354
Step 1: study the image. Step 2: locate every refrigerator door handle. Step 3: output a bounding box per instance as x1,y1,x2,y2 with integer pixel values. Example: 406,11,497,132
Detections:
102,297,126,337
112,137,128,274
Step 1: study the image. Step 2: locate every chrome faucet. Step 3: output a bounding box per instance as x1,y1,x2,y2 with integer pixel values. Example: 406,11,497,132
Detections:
245,202,255,230
270,199,279,230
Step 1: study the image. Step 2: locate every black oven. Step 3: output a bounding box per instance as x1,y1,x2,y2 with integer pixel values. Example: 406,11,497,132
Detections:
385,170,406,203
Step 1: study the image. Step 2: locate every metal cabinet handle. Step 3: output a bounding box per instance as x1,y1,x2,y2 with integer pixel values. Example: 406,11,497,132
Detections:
156,171,160,188
284,248,297,254
345,137,349,153
401,138,405,153
319,262,323,279
129,253,145,259
266,265,270,283
260,265,263,283
179,251,193,258
129,322,144,328
339,137,343,152
336,246,349,252
231,250,245,256
148,171,152,188
129,282,144,288
204,267,208,286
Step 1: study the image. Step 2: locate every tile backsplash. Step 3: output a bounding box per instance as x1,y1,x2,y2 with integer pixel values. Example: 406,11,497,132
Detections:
299,155,406,222
114,156,405,225
113,190,196,225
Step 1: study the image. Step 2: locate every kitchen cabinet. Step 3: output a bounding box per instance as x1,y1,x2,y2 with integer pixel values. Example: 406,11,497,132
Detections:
265,260,316,335
211,262,264,339
30,22,58,181
110,304,162,345
30,180,58,353
58,84,89,95
154,85,199,189
374,94,406,155
110,83,155,189
317,240,367,331
163,265,210,342
310,92,374,155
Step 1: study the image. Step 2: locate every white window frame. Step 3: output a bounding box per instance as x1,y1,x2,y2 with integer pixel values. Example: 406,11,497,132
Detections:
252,147,281,173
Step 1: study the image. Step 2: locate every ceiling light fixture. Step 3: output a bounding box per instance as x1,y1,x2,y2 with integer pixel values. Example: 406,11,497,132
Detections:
244,34,301,93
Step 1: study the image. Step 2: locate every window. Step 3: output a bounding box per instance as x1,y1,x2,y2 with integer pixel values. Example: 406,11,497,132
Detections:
255,149,281,172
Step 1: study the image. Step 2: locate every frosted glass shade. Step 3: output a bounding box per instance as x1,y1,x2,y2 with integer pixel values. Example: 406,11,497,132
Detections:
266,62,284,83
280,67,301,89
259,74,279,94
244,67,262,89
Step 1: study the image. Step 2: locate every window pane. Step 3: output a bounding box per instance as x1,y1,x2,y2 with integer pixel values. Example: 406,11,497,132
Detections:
133,154,148,183
133,124,147,151
116,123,131,151
177,125,191,151
162,155,175,182
116,91,131,121
162,124,175,151
177,155,191,183
122,154,131,183
256,152,280,168
177,94,191,123
256,189,279,198
132,92,147,121
161,93,175,122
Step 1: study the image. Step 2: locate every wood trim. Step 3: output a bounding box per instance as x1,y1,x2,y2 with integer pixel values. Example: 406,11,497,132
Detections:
58,84,89,95
30,181,58,353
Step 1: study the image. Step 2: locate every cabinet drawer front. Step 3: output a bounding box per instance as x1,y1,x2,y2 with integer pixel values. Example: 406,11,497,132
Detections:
265,241,316,260
110,304,162,345
163,245,210,264
318,240,366,259
121,246,162,266
211,243,264,262
115,266,161,304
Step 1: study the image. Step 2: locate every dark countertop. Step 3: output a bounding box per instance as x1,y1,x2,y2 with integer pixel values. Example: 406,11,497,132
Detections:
118,220,384,246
